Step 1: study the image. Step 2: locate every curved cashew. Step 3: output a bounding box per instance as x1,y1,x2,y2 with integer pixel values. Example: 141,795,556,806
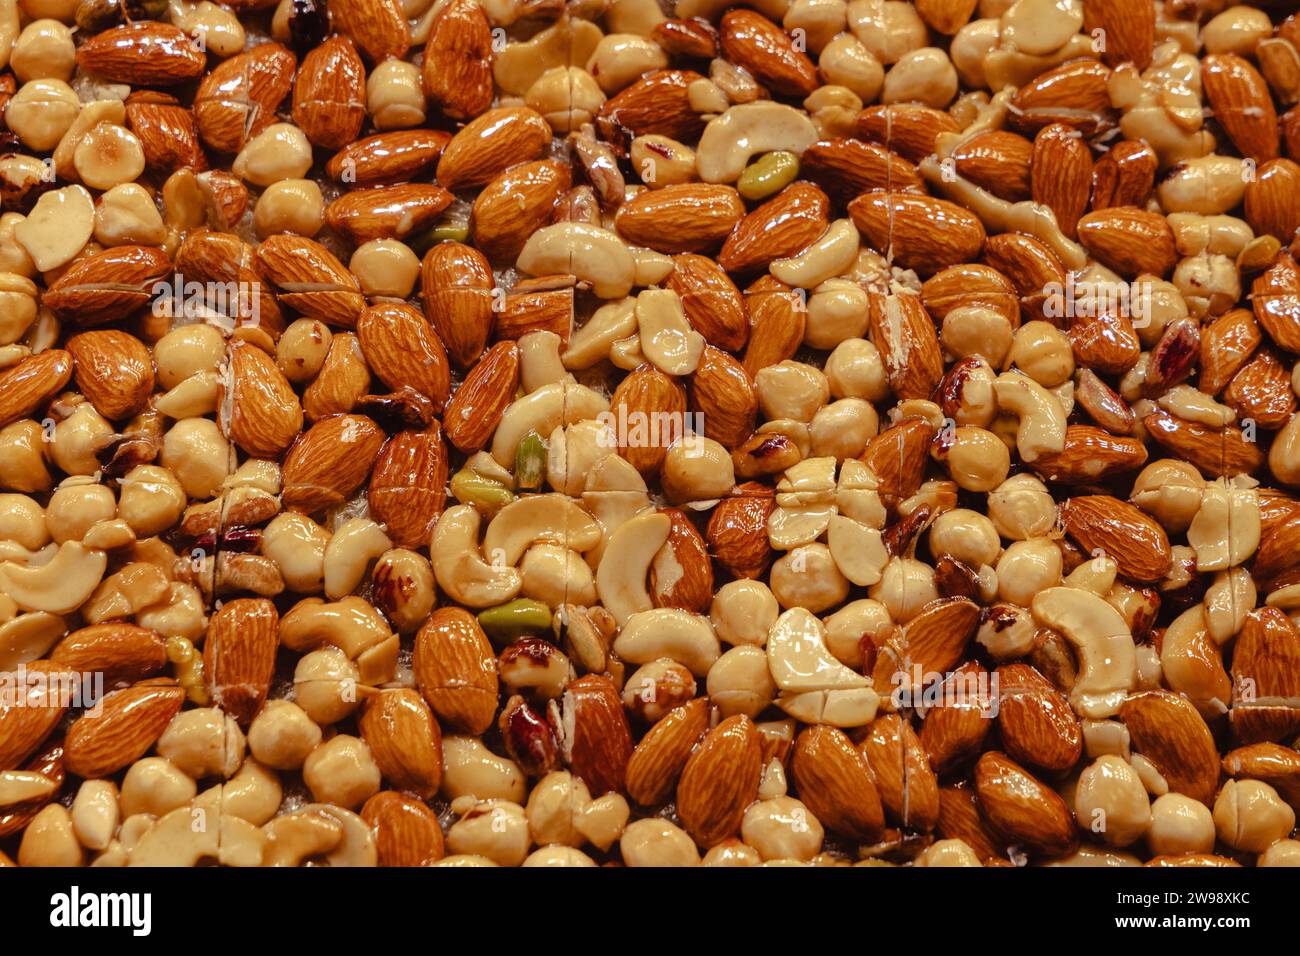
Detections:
992,370,1067,463
696,103,820,184
609,334,645,370
432,504,523,608
483,494,603,566
563,297,638,370
0,612,65,669
517,222,636,299
612,607,722,677
777,687,881,728
279,596,398,684
518,330,573,393
826,515,888,587
0,541,107,614
765,608,873,693
261,808,344,867
128,805,218,867
323,518,392,600
491,382,611,467
306,803,378,867
595,511,671,625
1031,586,1137,719
635,289,704,377
770,219,861,289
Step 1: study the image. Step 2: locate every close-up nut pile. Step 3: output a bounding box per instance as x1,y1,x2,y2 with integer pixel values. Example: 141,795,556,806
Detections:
2,0,1300,872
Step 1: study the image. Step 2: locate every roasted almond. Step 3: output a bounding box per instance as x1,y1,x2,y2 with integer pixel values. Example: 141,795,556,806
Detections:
1077,205,1177,278
422,0,494,122
0,662,76,770
1069,310,1141,376
44,245,171,326
974,751,1076,858
435,106,551,192
867,291,944,401
281,413,386,514
855,104,960,164
1030,123,1092,239
1230,608,1300,744
1222,347,1295,429
203,598,278,726
293,34,366,150
953,130,1033,202
1091,139,1157,210
63,679,184,779
193,43,297,154
326,130,451,186
720,181,829,273
650,509,714,613
1082,0,1154,70
359,690,443,799
0,350,73,429
66,330,154,422
219,339,304,458
328,0,410,62
50,624,166,686
861,417,936,507
1142,410,1263,478
690,345,757,448
420,242,494,368
369,424,449,549
791,723,885,840
1244,159,1300,244
1060,494,1173,583
609,363,688,477
741,276,805,377
719,9,818,97
1202,53,1279,163
76,22,205,86
471,160,571,262
557,674,633,797
615,184,746,254
124,91,206,173
257,235,367,329
1008,58,1114,136
596,70,707,155
676,714,763,846
850,192,985,275
1252,251,1300,354
667,253,750,351
625,697,709,806
799,137,926,205
325,183,453,245
860,714,939,831
1031,424,1148,484
356,302,451,410
706,483,776,580
414,607,498,735
361,790,445,866
918,662,994,775
1120,689,1219,805
996,663,1082,774
443,341,520,453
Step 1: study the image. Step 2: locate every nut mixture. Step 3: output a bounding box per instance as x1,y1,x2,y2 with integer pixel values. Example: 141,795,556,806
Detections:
1,0,1300,870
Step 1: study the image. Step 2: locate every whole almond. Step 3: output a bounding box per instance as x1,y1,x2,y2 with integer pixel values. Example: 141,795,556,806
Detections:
76,23,205,86
596,70,707,155
1031,123,1092,239
325,184,453,245
51,624,166,686
471,160,572,262
894,597,981,687
1031,424,1149,484
1223,347,1295,428
422,0,494,121
176,230,282,332
720,181,829,273
996,663,1082,773
953,130,1033,202
557,674,633,797
690,345,757,449
0,662,76,769
443,341,520,453
741,277,805,377
625,698,709,807
918,662,994,775
850,193,985,275
293,34,366,150
326,130,451,186
799,136,926,205
609,364,688,477
219,339,304,458
421,242,494,367
329,0,410,62
1244,159,1300,244
855,104,960,164
676,714,762,846
125,92,206,173
281,413,386,513
922,263,1020,326
359,690,443,798
937,784,1006,862
1060,494,1173,583
64,679,184,779
1202,53,1279,163
1252,253,1300,354
861,417,936,506
361,791,445,866
0,350,73,429
1142,410,1263,478
974,751,1076,858
44,245,172,326
193,43,297,153
1008,58,1113,136
1082,0,1154,70
666,254,750,352
719,10,818,97
652,17,720,58
369,424,449,549
1222,743,1300,808
356,302,451,410
0,740,65,839
1069,310,1141,375
302,332,370,421
414,607,498,735
1077,206,1177,278
615,184,746,254
706,483,776,580
66,330,154,422
1120,689,1219,805
496,282,574,343
436,107,552,192
203,598,278,726
791,723,885,840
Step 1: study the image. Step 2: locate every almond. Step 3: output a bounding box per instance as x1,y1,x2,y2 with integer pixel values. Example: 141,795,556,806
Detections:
895,597,981,689
1120,689,1219,805
175,230,282,332
652,17,720,58
44,245,171,326
302,332,370,422
422,0,494,122
1244,159,1300,244
1254,491,1300,585
650,509,714,613
914,0,978,34
326,130,451,186
1008,58,1114,136
1077,205,1177,278
937,783,1006,862
1142,410,1263,478
1030,123,1092,239
218,339,304,458
435,106,551,192
1252,251,1300,354
325,183,453,245
50,624,166,686
356,302,451,410
921,263,1020,327
867,291,944,401
1090,139,1157,209
606,364,686,477
861,417,936,507
706,482,775,580
625,697,709,806
953,130,1033,202
974,751,1076,858
1060,494,1173,583
615,184,746,255
855,104,960,164
996,663,1082,773
471,160,571,262
443,341,520,453
328,0,410,62
420,242,494,368
720,181,829,273
63,679,184,779
799,137,926,206
690,345,757,449
124,91,206,173
1082,0,1154,70
75,22,206,86
193,43,297,153
676,714,762,846
981,232,1066,322
66,330,154,423
1230,607,1300,744
1069,310,1141,375
0,350,73,429
557,674,633,797
1222,347,1295,428
666,254,749,352
281,413,386,514
1222,743,1300,809
596,70,707,155
369,424,449,549
360,790,445,866
860,714,939,830
1031,424,1148,484
719,9,818,97
791,723,885,840
496,282,574,343
293,34,366,150
1202,53,1279,163
741,276,804,377
0,662,76,769
257,235,367,329
202,598,278,726
918,662,993,775
359,690,443,799
1074,368,1135,434
850,192,986,275
414,607,498,735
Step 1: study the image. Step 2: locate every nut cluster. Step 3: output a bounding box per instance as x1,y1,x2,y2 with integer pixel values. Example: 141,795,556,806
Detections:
2,0,1300,869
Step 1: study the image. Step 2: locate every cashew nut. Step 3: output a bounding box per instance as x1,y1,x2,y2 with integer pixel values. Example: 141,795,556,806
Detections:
279,596,398,685
0,611,66,669
992,370,1067,463
612,607,722,677
432,505,524,608
323,518,392,600
491,382,610,467
696,103,820,184
635,289,704,377
594,510,671,625
1031,586,1137,719
517,222,635,299
483,494,603,566
261,807,343,867
770,220,861,289
0,541,107,614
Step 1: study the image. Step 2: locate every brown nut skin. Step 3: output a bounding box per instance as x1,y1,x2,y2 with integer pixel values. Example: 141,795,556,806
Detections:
0,740,66,839
63,679,185,780
625,698,709,807
361,791,445,866
974,751,1076,859
203,598,279,727
414,608,499,736
707,483,776,580
792,724,885,841
359,689,443,799
676,714,763,847
556,674,633,798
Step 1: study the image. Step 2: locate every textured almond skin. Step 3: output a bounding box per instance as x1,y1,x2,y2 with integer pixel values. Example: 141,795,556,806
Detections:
194,43,297,153
293,35,366,150
706,483,775,580
597,70,707,154
0,662,76,770
560,674,633,798
1142,410,1263,478
1069,310,1142,376
937,784,1006,862
897,598,981,682
422,0,494,122
281,414,387,514
720,182,829,273
64,679,185,779
1090,139,1157,209
0,351,73,429
1252,253,1300,354
359,690,443,799
1222,743,1300,807
1223,348,1295,429
855,104,960,164
1030,425,1149,485
44,246,172,326
791,724,885,841
76,23,206,86
51,624,166,686
1230,608,1300,744
719,9,817,96
414,608,498,735
1082,0,1154,70
996,664,1082,774
325,184,453,245
953,130,1033,202
1202,53,1279,163
690,346,757,449
677,714,762,846
1008,59,1113,136
326,130,451,186
615,185,746,254
328,0,410,62
861,715,939,831
919,662,993,775
1060,495,1173,583
220,340,304,458
471,160,571,262
66,330,154,422
801,137,925,205
861,418,936,507
741,277,804,377
609,364,688,477
436,107,552,191
650,509,714,613
1031,123,1092,239
625,698,709,807
176,230,283,332
1121,690,1219,805
849,193,986,275
1077,206,1177,278
361,791,445,866
125,92,206,173
974,751,1076,858
356,302,451,411
257,235,367,329
867,291,944,401
665,255,749,352
443,341,520,453
369,425,448,549
421,243,494,368
203,598,279,726
1244,159,1300,244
